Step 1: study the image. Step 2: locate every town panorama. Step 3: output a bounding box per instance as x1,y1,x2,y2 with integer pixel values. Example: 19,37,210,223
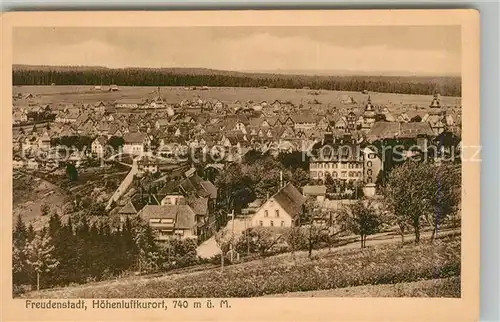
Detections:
12,67,462,299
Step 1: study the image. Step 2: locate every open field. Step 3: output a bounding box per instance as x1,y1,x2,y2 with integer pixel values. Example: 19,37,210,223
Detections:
21,234,460,299
13,85,462,108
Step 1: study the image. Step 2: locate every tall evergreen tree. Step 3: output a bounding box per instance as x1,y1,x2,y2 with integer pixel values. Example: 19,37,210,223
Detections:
24,231,60,291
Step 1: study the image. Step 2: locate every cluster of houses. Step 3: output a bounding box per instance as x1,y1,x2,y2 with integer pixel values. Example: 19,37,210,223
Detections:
117,166,219,241
12,92,462,242
116,164,308,242
12,93,461,177
13,92,460,159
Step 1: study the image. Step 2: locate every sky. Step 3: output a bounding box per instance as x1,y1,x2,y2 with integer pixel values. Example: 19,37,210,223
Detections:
13,26,461,76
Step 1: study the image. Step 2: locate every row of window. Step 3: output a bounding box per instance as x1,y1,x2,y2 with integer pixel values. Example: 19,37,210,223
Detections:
149,218,174,224
309,172,374,183
264,209,279,217
310,163,363,169
311,170,363,177
310,161,375,169
259,220,285,227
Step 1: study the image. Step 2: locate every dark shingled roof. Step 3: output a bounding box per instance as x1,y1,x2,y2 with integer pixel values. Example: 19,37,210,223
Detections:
271,183,306,219
118,201,138,215
200,181,218,199
187,197,208,216
174,205,196,230
138,205,177,221
138,205,196,230
291,113,317,124
123,132,147,144
178,174,210,198
302,185,327,196
367,121,434,141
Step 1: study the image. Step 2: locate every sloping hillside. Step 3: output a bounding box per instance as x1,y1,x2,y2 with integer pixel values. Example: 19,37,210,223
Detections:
22,234,460,298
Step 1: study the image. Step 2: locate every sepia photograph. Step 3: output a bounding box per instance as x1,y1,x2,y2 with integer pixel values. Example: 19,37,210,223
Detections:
1,10,480,322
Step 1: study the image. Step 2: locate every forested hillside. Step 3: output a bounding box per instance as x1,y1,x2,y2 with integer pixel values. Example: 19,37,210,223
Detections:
12,65,461,96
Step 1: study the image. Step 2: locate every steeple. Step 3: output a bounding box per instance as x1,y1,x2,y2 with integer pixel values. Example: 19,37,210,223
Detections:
363,95,376,119
429,93,442,116
365,95,374,111
430,93,441,109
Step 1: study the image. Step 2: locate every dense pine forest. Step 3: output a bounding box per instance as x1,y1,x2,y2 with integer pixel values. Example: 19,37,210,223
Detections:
12,65,462,96
13,213,202,293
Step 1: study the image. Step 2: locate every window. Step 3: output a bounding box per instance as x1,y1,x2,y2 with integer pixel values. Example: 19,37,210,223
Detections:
319,171,324,177
264,210,269,217
160,230,172,236
367,169,373,175
367,177,372,183
326,163,330,169
311,171,317,177
369,153,376,159
281,221,285,227
333,163,338,169
319,163,323,169
259,220,263,226
367,161,373,167
270,220,274,227
310,163,315,169
359,171,362,177
333,172,338,178
275,210,280,217
348,171,352,177
341,164,347,169
341,171,347,178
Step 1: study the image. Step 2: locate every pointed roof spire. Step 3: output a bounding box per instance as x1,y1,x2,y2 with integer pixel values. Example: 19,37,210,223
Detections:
430,92,441,109
365,95,374,111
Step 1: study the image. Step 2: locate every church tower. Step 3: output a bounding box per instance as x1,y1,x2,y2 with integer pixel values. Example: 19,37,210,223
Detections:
364,95,376,117
362,95,376,131
429,93,442,114
364,95,375,113
427,93,445,135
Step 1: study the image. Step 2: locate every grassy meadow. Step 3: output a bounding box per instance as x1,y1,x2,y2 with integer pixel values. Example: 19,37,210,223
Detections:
22,234,460,299
269,276,460,298
13,85,461,108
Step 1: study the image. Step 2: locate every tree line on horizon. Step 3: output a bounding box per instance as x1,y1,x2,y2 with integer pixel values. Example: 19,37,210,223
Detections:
12,69,461,96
